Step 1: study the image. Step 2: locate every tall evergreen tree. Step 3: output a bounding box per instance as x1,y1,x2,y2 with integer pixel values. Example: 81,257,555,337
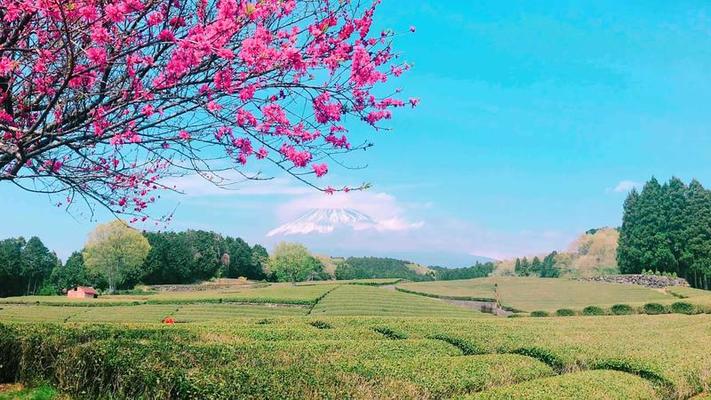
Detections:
20,237,58,295
618,177,711,289
637,178,675,273
0,237,26,296
618,188,641,273
683,180,711,289
530,256,542,275
662,177,688,277
540,251,560,278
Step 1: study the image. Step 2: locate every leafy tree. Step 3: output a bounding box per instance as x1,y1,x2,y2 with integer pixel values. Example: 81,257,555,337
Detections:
50,252,89,292
268,243,323,283
250,245,270,280
514,258,522,275
0,236,59,296
21,237,59,295
0,1,410,218
540,252,560,278
141,232,194,284
0,237,26,296
183,230,225,281
223,237,253,279
530,256,542,275
83,221,150,293
515,257,531,277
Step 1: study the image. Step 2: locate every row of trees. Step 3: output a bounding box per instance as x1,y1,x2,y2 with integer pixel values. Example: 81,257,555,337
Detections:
2,224,503,297
513,252,560,278
0,237,60,297
430,262,496,280
618,177,711,289
334,257,497,281
142,230,269,285
335,257,434,281
0,221,274,296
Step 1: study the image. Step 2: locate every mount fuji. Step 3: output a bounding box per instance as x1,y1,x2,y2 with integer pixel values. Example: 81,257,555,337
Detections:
267,208,378,236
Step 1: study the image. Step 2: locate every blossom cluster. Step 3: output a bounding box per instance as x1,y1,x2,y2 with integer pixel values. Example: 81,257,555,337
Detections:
0,0,416,218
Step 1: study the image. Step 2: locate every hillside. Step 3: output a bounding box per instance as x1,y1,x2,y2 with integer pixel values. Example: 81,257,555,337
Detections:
494,227,619,278
334,257,434,281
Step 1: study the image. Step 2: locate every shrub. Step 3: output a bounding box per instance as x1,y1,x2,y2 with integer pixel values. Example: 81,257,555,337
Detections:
308,320,332,329
0,325,21,383
582,306,605,316
511,347,566,372
373,326,407,340
428,334,483,355
530,311,549,317
555,309,576,317
670,302,696,315
610,304,635,315
642,303,667,315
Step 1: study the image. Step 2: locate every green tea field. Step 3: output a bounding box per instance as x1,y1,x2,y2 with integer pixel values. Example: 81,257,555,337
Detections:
396,277,711,313
1,278,711,399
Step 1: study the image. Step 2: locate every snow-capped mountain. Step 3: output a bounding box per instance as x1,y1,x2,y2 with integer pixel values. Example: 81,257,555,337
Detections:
267,208,377,236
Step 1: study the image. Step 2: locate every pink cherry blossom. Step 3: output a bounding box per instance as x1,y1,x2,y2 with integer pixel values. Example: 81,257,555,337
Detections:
0,0,413,218
312,163,328,177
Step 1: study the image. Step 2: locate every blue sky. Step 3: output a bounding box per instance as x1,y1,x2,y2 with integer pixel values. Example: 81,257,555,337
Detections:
2,1,711,264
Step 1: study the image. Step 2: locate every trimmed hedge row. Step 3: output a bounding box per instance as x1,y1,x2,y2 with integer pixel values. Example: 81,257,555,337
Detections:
2,322,561,400
527,301,705,317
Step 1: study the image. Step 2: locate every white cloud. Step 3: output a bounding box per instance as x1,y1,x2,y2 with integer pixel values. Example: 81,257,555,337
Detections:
375,218,425,232
610,180,642,193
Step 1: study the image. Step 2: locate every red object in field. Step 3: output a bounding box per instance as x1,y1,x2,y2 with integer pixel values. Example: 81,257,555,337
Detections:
67,286,98,299
162,316,175,325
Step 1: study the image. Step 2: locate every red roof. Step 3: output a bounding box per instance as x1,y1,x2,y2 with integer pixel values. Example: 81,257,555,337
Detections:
74,286,97,295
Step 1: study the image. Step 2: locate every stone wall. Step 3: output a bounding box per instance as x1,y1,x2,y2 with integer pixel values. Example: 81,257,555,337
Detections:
578,274,689,288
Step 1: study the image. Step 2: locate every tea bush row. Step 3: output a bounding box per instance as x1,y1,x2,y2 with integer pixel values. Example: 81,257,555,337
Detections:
528,301,705,317
0,323,558,400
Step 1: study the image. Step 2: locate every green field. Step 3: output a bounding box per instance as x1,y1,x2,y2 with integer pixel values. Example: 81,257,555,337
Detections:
0,283,337,307
397,277,690,312
1,278,711,399
310,284,484,317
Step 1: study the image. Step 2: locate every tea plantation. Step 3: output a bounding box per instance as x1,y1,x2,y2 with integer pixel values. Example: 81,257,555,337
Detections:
1,278,711,399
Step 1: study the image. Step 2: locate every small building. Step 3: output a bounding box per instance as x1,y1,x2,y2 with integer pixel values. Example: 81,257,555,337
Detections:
67,286,98,299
